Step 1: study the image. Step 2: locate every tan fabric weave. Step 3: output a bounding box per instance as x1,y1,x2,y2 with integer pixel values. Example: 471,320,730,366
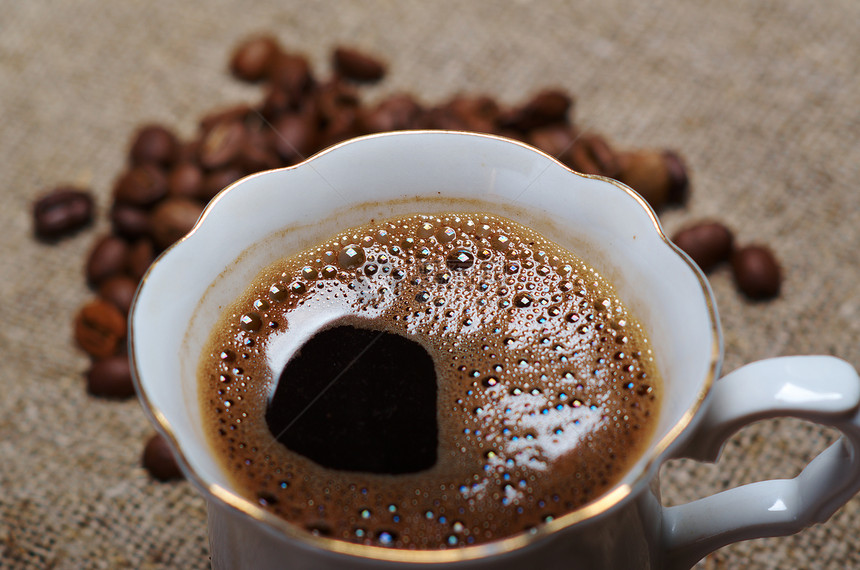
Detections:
2,1,859,568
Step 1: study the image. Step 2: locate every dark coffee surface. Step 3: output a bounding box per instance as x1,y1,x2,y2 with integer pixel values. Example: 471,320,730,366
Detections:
267,325,438,474
198,213,660,548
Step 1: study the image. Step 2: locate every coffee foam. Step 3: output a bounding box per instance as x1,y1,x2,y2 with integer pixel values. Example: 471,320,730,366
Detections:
198,213,660,549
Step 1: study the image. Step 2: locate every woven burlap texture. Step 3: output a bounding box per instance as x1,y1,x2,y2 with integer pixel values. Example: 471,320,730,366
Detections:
2,1,859,568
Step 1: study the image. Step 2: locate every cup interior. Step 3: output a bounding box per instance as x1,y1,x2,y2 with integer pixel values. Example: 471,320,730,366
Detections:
131,131,720,539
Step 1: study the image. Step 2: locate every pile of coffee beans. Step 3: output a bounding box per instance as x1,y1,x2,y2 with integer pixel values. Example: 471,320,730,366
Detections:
31,35,779,481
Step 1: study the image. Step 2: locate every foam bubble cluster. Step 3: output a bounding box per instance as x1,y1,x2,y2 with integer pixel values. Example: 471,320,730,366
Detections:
198,213,660,549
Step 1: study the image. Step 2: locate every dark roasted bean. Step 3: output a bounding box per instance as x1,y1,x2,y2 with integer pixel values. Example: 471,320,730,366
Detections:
672,222,735,273
199,167,245,202
129,125,179,167
167,162,204,199
98,275,138,315
142,433,184,481
333,46,386,82
732,245,782,300
86,235,130,287
33,187,94,240
113,164,169,207
149,198,205,249
110,203,151,240
126,238,155,279
87,354,135,399
230,35,282,82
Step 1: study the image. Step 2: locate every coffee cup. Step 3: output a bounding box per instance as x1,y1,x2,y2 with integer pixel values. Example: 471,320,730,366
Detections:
131,131,860,569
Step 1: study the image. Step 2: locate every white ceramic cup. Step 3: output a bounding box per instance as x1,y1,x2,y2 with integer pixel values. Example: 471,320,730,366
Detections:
131,131,860,569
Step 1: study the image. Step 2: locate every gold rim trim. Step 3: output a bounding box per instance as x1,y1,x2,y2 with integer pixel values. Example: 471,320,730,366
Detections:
130,130,722,563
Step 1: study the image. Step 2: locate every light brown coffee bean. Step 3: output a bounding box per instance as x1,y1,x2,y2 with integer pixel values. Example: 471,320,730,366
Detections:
199,120,247,170
113,164,169,207
149,198,205,250
33,187,94,240
86,234,130,287
142,433,184,481
129,124,179,168
616,150,673,210
87,354,135,399
333,46,386,82
732,245,781,300
74,299,127,359
230,35,282,82
672,222,734,273
98,275,138,315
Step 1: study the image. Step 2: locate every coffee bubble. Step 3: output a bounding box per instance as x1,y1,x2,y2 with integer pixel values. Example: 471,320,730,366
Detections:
338,244,366,269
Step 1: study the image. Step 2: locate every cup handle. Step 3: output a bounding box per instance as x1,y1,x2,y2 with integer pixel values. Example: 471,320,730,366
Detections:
661,355,860,569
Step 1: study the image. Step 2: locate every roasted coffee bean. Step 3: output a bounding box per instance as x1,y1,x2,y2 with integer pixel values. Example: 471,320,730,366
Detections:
501,89,572,132
617,149,681,210
33,187,94,240
732,245,782,300
313,78,360,119
360,93,423,132
238,129,282,173
149,198,205,250
110,203,151,240
199,104,254,134
672,222,734,273
444,95,500,133
126,238,156,279
527,125,578,159
269,52,314,101
113,164,169,207
269,113,318,164
98,275,138,315
663,150,690,205
259,85,294,120
129,125,179,167
199,119,247,170
86,235,130,287
333,46,386,82
142,433,184,481
87,354,135,399
318,105,361,149
230,35,282,82
419,106,467,130
74,299,127,359
167,162,204,199
565,133,620,178
199,167,245,202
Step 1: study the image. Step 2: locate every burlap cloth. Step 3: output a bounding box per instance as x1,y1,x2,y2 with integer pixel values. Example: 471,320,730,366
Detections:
2,1,859,568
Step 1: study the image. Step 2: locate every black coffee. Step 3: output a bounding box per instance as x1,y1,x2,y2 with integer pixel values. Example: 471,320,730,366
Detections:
198,212,660,549
267,325,438,474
